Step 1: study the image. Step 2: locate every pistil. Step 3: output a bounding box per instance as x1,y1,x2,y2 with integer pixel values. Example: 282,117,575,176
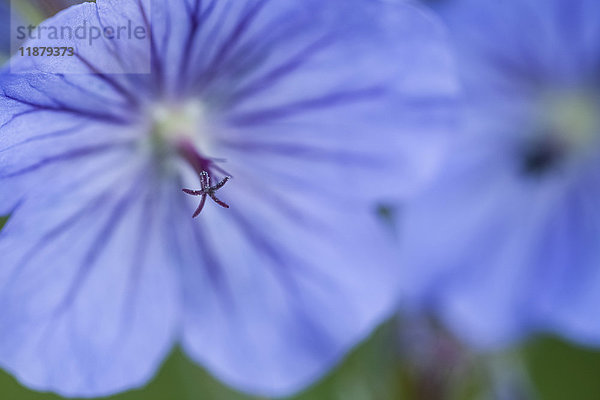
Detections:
177,140,231,217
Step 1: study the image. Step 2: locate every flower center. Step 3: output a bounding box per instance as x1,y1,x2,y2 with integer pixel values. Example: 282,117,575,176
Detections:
522,91,600,175
150,99,213,152
148,100,231,217
543,92,599,149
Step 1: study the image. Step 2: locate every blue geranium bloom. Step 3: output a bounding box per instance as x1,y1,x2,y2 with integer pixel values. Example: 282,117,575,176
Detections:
399,0,600,348
0,0,456,397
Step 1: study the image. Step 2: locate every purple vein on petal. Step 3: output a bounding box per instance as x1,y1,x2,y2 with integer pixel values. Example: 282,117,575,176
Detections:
234,171,335,234
173,180,234,308
3,92,131,125
0,142,135,179
206,1,267,75
0,122,87,154
189,213,234,308
73,52,140,109
119,183,156,331
178,0,219,89
225,36,334,109
218,140,387,167
0,190,111,295
228,161,348,206
226,87,386,126
193,0,268,92
19,78,133,124
0,109,38,130
90,5,144,83
134,0,164,93
225,206,336,298
0,159,138,295
55,74,134,110
225,206,337,352
183,0,203,18
51,176,147,320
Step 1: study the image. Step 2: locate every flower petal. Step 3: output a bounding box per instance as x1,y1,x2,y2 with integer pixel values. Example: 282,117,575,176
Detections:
531,164,600,345
0,150,180,397
177,174,400,396
398,0,600,348
205,0,458,202
0,71,142,214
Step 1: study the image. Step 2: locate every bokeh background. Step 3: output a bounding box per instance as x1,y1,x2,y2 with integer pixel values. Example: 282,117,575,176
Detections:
2,1,600,399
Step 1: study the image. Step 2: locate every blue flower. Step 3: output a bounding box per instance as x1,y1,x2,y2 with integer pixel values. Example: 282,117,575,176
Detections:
0,0,457,397
399,0,600,348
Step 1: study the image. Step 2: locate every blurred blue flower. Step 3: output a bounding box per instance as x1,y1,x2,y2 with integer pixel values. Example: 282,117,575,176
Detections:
399,0,600,348
0,0,456,397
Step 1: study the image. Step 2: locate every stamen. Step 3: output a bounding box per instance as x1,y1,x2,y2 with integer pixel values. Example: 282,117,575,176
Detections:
182,172,231,218
177,141,231,218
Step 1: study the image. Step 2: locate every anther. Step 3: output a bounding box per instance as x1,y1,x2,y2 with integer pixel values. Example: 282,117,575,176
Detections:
183,171,231,218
